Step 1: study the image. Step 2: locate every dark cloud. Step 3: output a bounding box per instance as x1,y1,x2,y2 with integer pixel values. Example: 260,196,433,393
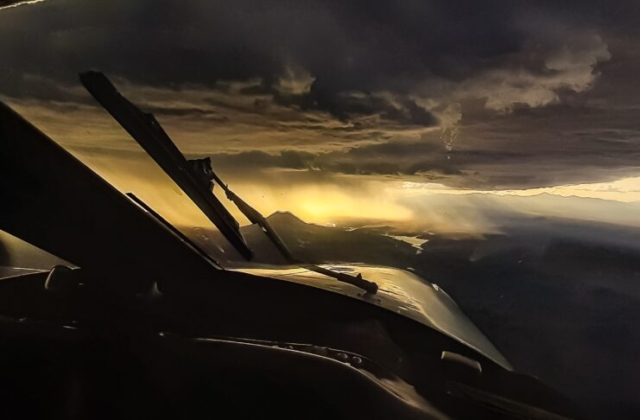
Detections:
204,142,463,181
207,150,317,172
202,104,640,188
278,90,438,127
0,0,638,189
0,0,627,104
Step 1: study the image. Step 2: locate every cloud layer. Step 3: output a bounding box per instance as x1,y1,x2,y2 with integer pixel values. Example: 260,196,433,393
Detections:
0,0,638,191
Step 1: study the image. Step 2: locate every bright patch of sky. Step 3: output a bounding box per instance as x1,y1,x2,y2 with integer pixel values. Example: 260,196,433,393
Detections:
400,177,640,203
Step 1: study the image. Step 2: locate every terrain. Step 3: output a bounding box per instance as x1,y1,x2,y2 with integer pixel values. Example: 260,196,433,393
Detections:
3,212,640,418
211,212,640,419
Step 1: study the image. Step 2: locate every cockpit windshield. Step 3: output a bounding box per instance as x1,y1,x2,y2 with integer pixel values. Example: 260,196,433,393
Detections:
1,1,640,417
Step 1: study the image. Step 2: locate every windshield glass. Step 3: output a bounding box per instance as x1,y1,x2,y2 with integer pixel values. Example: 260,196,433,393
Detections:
1,1,640,418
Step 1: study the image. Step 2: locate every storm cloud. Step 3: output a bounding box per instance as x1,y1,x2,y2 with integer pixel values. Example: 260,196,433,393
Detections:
0,0,639,189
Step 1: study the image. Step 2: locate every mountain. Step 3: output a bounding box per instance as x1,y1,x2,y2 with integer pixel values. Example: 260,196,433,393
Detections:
208,211,421,266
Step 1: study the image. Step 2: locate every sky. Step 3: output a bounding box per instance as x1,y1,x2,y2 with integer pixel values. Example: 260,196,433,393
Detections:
1,0,640,235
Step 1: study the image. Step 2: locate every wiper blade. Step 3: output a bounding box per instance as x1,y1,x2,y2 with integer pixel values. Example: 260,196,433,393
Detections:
302,264,378,294
79,71,252,260
212,170,379,294
80,71,376,293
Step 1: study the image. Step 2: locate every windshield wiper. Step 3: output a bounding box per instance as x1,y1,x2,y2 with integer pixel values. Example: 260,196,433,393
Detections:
80,71,378,294
206,164,379,294
80,71,252,260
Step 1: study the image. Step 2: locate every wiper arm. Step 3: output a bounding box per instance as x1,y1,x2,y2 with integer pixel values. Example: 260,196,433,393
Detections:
80,71,252,260
80,71,376,293
211,171,378,294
